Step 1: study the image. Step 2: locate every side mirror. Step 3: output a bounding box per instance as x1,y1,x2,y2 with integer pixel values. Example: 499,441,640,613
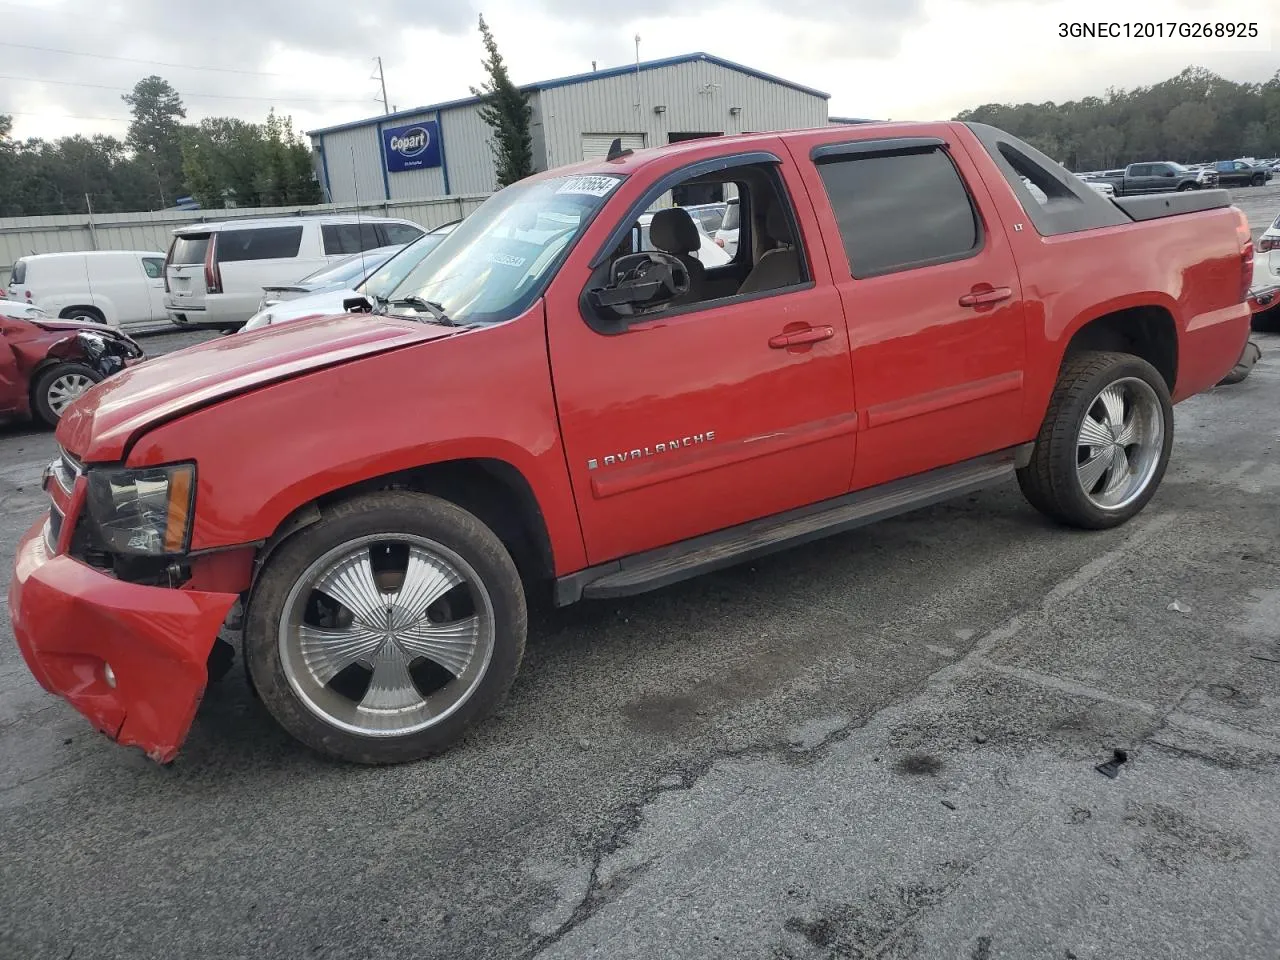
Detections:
343,295,373,314
587,252,690,319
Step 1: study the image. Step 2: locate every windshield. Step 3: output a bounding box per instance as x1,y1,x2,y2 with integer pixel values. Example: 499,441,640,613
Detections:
358,233,449,299
382,173,623,325
298,248,399,288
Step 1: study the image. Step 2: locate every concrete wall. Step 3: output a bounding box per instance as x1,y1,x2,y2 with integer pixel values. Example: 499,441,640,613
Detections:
538,60,828,168
0,195,490,285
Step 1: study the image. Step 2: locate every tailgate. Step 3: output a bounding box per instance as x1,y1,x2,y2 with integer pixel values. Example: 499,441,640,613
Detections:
166,232,212,307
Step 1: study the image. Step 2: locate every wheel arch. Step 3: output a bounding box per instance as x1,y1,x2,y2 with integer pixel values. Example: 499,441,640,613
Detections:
251,457,558,596
58,303,108,324
1058,302,1178,393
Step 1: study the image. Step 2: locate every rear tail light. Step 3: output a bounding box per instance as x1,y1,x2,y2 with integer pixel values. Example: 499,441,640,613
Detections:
1260,236,1279,253
204,236,222,295
163,238,175,293
1234,208,1254,303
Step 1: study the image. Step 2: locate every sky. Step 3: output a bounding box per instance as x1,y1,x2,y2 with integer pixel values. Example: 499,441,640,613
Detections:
0,0,1274,141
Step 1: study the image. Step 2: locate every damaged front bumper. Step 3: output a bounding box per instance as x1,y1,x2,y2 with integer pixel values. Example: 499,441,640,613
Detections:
8,519,238,763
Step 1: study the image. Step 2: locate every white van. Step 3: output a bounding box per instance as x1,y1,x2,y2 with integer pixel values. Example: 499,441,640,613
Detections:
163,215,426,329
6,250,170,330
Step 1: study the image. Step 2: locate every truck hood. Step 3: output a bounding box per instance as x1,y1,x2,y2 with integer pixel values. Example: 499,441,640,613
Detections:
57,312,457,462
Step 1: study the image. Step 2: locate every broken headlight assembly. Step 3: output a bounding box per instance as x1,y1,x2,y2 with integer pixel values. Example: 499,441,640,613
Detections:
85,463,195,556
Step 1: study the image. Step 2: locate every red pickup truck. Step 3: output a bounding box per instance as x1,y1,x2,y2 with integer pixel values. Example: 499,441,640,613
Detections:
9,121,1253,765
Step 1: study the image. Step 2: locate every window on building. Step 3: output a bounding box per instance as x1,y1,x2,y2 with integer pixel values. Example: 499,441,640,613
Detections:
815,148,980,279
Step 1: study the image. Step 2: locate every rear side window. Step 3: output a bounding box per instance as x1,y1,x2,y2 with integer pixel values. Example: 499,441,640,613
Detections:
815,148,980,279
217,226,304,263
171,234,211,265
381,223,425,245
142,257,165,278
11,260,26,284
322,223,384,255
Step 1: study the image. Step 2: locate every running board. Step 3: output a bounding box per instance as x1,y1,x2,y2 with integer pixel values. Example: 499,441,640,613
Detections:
555,445,1028,605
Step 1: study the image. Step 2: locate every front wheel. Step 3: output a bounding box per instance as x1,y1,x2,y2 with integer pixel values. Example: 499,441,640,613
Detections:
1253,175,1266,187
31,362,102,426
1017,352,1173,530
245,491,527,764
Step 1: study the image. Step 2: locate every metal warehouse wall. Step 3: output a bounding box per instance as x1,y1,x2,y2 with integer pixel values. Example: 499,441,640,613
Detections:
316,125,386,206
0,195,489,285
538,60,828,168
432,104,498,196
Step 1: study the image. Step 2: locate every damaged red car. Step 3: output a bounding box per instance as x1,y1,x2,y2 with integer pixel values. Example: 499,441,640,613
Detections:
0,301,145,426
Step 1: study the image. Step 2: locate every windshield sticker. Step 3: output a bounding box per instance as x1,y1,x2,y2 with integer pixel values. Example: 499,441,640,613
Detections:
487,253,527,268
556,176,620,198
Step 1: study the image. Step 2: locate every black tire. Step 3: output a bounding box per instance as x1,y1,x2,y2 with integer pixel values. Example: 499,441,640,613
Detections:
1016,351,1173,530
31,362,103,427
1252,175,1265,187
1177,182,1194,192
1252,305,1280,333
60,306,105,324
245,490,527,764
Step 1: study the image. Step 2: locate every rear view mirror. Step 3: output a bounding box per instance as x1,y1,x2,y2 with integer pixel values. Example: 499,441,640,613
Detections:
587,252,690,319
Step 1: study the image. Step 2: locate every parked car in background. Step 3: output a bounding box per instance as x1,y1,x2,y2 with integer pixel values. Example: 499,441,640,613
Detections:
1094,162,1215,194
0,306,144,426
713,196,740,256
1213,160,1273,188
678,202,729,235
1249,212,1280,331
163,215,427,330
256,244,405,312
6,251,169,330
11,119,1253,765
241,222,461,332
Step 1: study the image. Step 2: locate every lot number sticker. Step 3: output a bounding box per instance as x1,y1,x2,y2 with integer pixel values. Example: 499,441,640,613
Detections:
556,176,621,197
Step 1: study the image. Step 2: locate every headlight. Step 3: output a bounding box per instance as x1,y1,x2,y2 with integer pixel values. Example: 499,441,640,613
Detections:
85,463,195,556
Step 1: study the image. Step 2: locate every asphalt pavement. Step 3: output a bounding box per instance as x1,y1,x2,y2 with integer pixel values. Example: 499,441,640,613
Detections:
1,188,1279,960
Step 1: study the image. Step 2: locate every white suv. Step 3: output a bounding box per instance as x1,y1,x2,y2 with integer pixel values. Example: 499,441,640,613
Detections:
163,215,426,329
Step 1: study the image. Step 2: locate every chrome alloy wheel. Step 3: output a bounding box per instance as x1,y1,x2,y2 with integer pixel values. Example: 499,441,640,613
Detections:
278,534,496,738
1075,376,1165,510
46,373,95,416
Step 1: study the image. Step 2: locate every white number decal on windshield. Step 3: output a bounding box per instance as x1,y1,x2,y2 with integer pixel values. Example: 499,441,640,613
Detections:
556,176,620,198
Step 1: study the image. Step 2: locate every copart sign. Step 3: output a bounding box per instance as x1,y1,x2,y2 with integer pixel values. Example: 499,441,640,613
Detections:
383,119,442,173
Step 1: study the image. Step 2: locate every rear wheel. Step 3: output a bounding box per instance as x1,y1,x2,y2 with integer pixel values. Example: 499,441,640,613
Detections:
31,362,102,426
245,491,527,764
1017,352,1173,530
60,306,105,325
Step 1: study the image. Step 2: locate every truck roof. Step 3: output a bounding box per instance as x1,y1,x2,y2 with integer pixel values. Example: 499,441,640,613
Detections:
15,250,165,261
535,121,934,180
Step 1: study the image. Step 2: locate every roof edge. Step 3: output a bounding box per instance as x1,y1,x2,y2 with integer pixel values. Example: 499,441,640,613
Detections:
307,51,830,138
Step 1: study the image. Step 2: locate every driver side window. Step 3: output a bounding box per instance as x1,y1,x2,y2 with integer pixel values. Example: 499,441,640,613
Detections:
600,162,811,319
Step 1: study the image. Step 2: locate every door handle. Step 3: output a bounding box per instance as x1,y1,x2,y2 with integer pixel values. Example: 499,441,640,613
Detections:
769,325,834,349
958,286,1013,308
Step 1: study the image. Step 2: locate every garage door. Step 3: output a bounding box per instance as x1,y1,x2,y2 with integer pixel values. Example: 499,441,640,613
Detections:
581,133,646,161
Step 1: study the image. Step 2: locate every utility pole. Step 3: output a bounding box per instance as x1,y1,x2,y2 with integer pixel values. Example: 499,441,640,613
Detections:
374,57,390,115
633,34,641,109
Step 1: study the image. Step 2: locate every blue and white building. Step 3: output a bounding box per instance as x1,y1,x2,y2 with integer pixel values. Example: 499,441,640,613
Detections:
307,52,831,204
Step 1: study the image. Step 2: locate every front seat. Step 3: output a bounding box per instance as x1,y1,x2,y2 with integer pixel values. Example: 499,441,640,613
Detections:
738,203,803,296
648,207,706,305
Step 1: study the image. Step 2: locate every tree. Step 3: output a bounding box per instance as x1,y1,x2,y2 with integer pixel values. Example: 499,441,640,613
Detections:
122,75,187,207
181,110,321,209
1162,101,1216,160
469,14,533,187
1242,121,1272,157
